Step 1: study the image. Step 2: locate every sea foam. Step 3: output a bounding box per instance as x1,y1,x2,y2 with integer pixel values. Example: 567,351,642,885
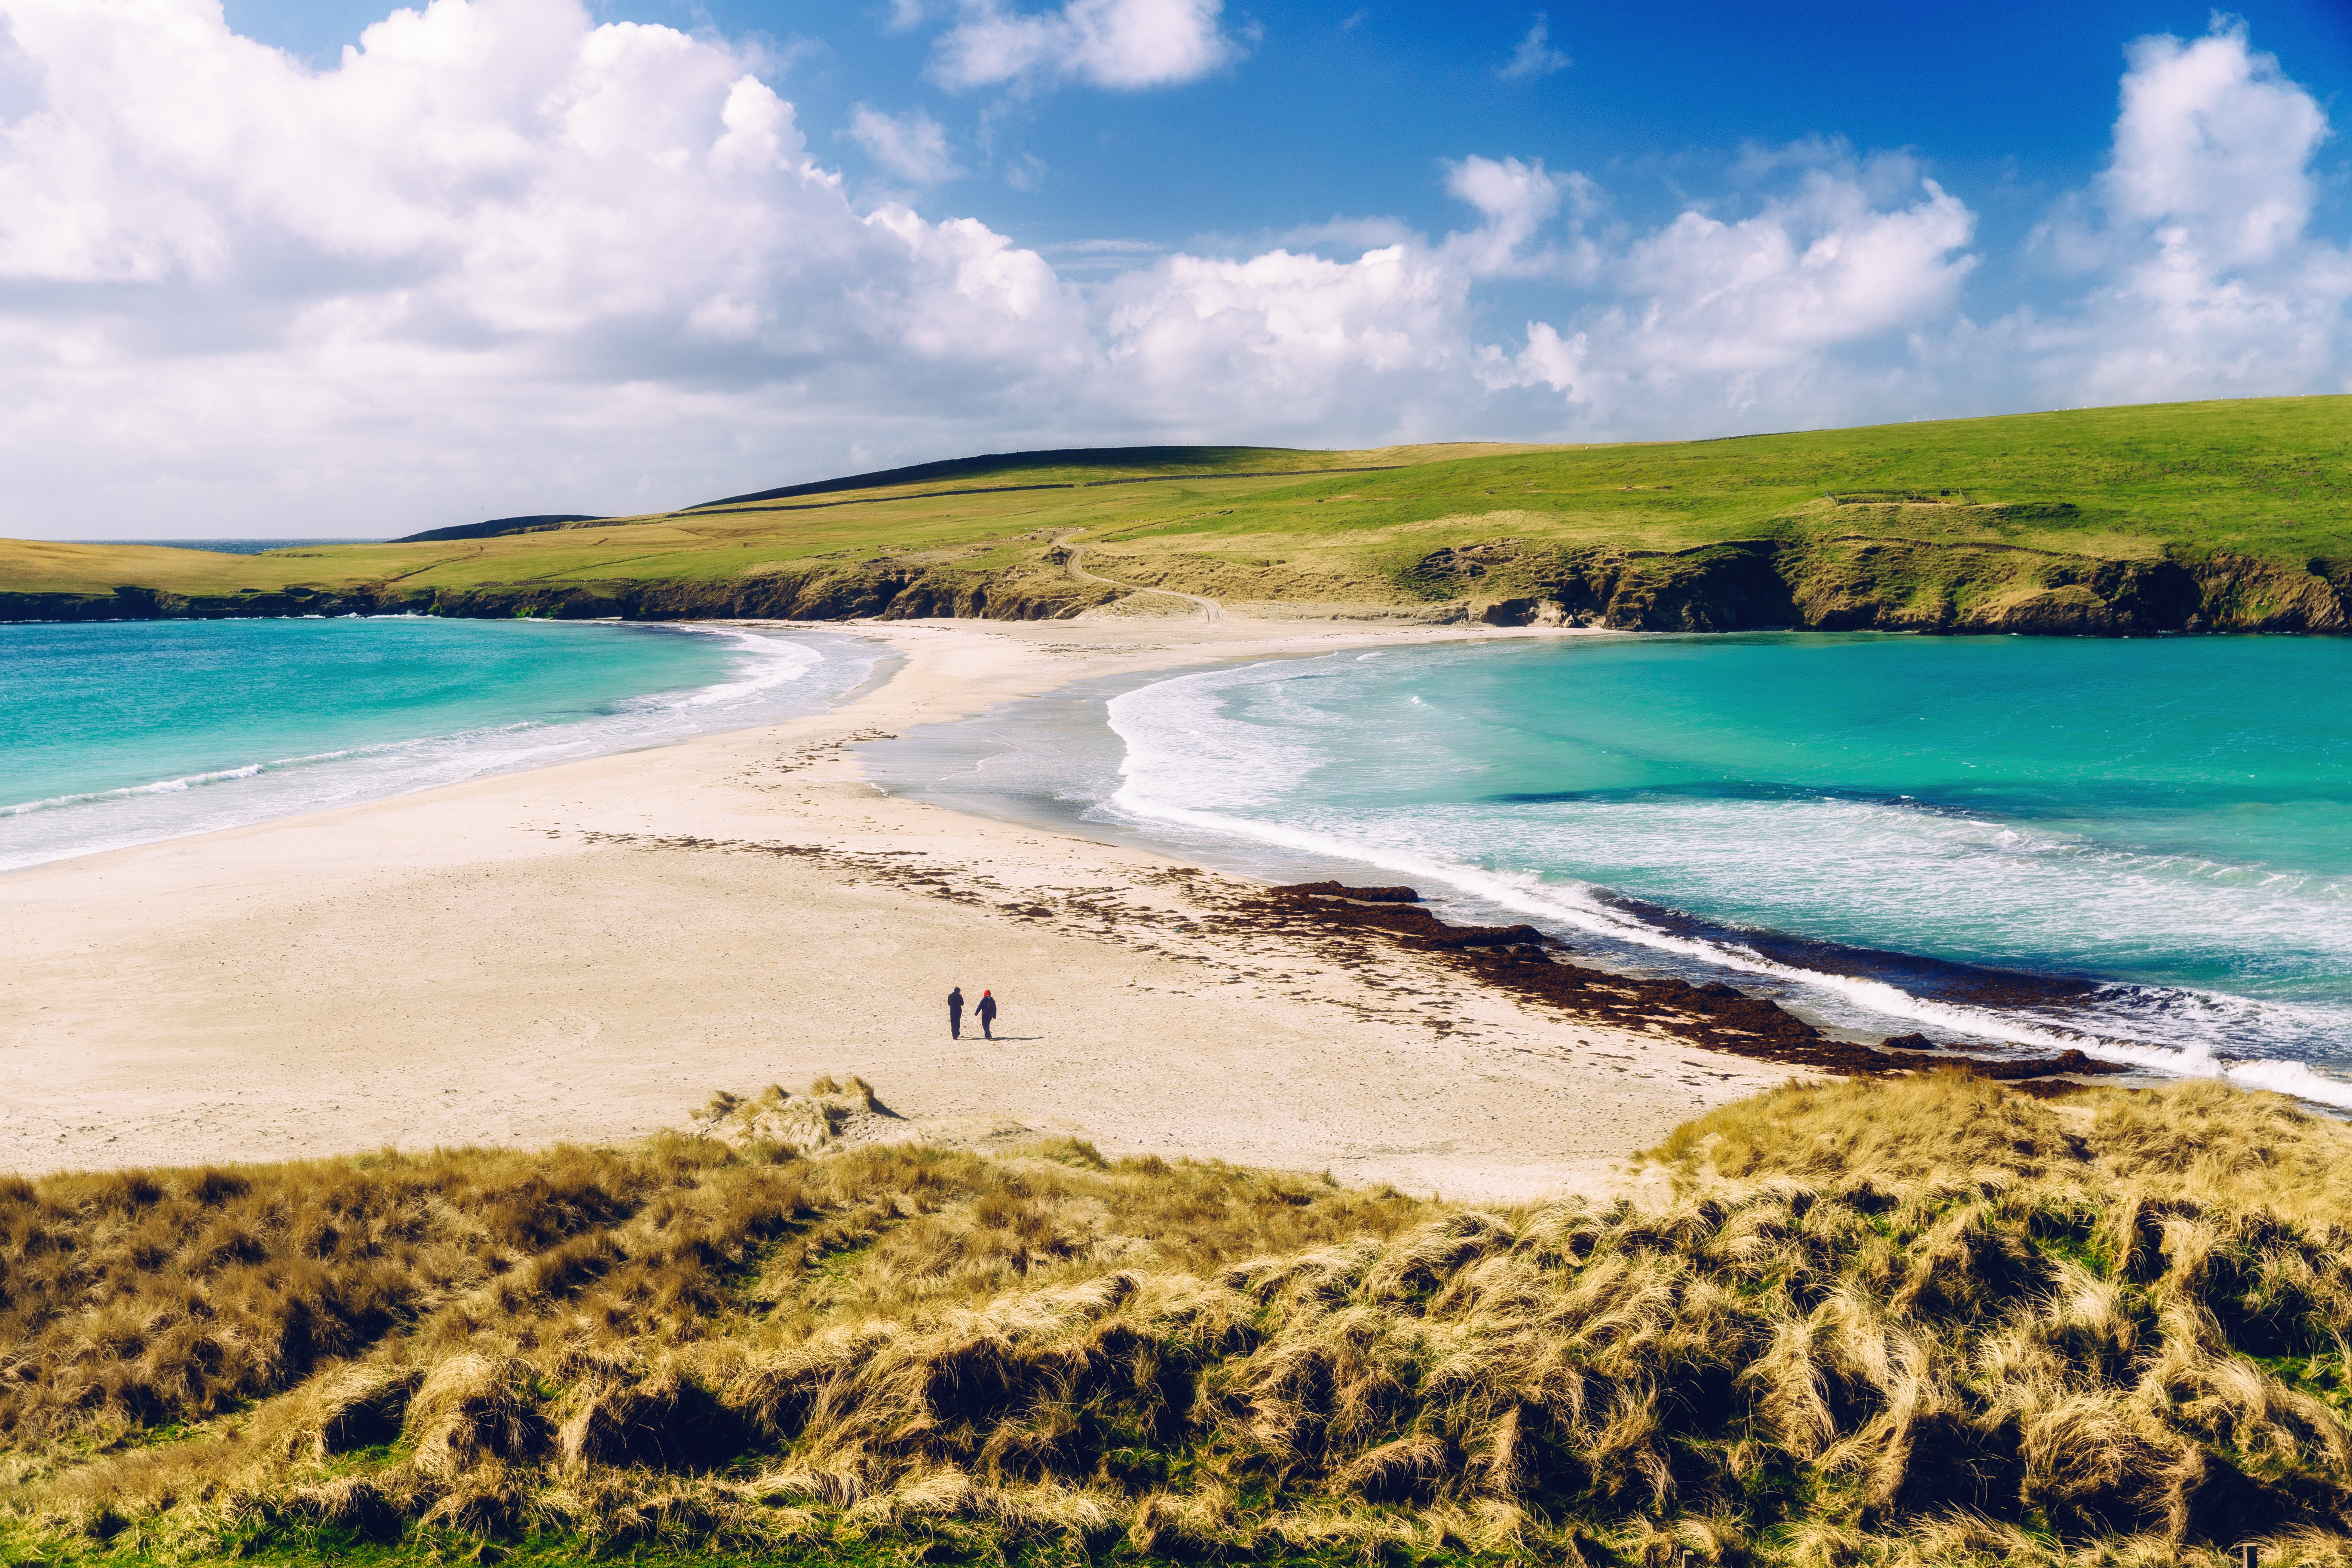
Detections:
1101,638,2352,1107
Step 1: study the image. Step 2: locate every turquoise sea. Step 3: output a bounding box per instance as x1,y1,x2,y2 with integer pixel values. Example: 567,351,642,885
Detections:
0,617,881,871
883,633,2352,1104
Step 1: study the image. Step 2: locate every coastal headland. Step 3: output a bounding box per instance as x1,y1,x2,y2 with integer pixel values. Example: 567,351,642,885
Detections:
9,395,2352,636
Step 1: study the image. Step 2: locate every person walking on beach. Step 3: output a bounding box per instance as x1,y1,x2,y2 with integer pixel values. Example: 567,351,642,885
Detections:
948,986,965,1039
977,989,998,1040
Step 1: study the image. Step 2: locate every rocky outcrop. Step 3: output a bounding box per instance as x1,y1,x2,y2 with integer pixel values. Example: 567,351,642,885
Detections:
2187,548,2352,632
1775,536,2210,634
1427,535,2352,637
707,561,1118,621
0,560,1121,624
1421,539,1797,631
0,582,404,621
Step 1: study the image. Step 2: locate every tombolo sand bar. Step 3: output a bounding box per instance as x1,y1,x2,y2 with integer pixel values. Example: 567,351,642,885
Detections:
0,613,1801,1200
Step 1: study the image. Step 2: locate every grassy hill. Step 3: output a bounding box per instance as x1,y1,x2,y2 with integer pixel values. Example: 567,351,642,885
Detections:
7,398,2352,632
10,1073,2352,1568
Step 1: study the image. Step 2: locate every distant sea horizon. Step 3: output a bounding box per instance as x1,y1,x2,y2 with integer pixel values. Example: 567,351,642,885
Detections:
75,539,385,554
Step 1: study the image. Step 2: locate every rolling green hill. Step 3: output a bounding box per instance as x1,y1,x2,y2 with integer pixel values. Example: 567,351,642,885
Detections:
7,398,2351,633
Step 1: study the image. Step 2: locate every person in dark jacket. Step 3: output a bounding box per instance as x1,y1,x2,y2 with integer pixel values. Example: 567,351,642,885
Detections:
977,989,998,1039
948,986,965,1038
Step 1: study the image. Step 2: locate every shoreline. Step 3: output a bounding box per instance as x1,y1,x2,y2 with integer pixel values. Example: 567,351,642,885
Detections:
0,612,1825,1200
860,629,2259,1091
0,617,891,875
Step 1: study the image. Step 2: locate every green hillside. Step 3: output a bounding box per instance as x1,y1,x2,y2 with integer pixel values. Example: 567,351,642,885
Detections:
6,398,2351,631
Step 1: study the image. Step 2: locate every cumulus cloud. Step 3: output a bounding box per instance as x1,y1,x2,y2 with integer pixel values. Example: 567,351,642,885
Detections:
0,1,2344,538
0,0,1094,531
1442,154,1591,277
1498,15,1569,82
845,103,962,184
1611,169,1977,371
2104,22,2325,266
2017,20,2352,404
929,0,1242,92
1472,155,1977,420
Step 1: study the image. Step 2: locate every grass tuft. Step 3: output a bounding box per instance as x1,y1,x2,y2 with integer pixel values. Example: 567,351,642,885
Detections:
10,1075,2352,1566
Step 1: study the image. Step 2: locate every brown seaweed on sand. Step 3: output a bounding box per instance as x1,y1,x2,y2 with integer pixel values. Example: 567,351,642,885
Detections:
1260,881,2128,1083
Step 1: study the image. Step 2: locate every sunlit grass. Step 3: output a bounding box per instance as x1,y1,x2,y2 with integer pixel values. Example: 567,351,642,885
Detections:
13,1074,2352,1565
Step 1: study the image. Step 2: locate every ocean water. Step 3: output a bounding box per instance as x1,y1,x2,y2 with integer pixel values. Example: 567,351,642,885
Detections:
77,539,379,554
0,617,883,871
877,633,2352,1106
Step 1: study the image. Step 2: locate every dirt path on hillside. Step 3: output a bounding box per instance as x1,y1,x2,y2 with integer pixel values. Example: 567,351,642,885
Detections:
1061,541,1225,623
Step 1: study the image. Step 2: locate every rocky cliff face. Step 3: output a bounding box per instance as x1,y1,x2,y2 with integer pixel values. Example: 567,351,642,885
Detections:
1443,539,2352,636
9,533,2351,635
0,561,1122,625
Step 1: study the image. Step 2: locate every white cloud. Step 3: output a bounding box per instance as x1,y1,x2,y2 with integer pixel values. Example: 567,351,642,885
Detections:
1609,169,1977,374
2015,20,2352,406
1277,216,1417,254
2104,22,2324,266
845,103,962,184
0,0,1093,531
930,0,1242,93
1442,154,1586,276
1472,156,1978,420
1498,15,1569,81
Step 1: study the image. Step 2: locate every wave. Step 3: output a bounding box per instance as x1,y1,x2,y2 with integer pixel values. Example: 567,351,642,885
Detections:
683,628,825,705
1102,655,2352,1111
3,751,357,817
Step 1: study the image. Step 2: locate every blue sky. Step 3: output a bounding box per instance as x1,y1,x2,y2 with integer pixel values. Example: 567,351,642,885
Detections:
5,0,2352,534
220,1,2352,255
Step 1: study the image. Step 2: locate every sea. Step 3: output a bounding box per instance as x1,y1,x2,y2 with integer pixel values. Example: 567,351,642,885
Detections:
0,616,886,872
870,631,2352,1107
79,539,381,554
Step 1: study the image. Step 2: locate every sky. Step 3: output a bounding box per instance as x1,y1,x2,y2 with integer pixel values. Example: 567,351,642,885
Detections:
3,2,2351,538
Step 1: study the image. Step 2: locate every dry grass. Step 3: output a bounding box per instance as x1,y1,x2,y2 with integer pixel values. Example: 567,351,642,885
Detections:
1645,1069,2352,1220
11,1073,2352,1566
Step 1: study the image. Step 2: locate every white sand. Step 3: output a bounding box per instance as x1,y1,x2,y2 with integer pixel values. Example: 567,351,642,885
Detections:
0,614,1798,1200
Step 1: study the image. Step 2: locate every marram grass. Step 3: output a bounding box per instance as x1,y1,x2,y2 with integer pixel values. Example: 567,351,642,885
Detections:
10,1073,2352,1566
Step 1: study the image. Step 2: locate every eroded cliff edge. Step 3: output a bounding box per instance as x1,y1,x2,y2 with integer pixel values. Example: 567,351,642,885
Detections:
11,538,2351,634
10,500,2352,635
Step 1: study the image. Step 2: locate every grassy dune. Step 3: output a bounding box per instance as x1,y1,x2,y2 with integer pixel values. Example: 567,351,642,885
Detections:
6,396,2352,631
13,1074,2352,1567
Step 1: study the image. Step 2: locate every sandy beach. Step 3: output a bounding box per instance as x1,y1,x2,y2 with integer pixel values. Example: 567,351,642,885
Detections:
0,612,1799,1200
